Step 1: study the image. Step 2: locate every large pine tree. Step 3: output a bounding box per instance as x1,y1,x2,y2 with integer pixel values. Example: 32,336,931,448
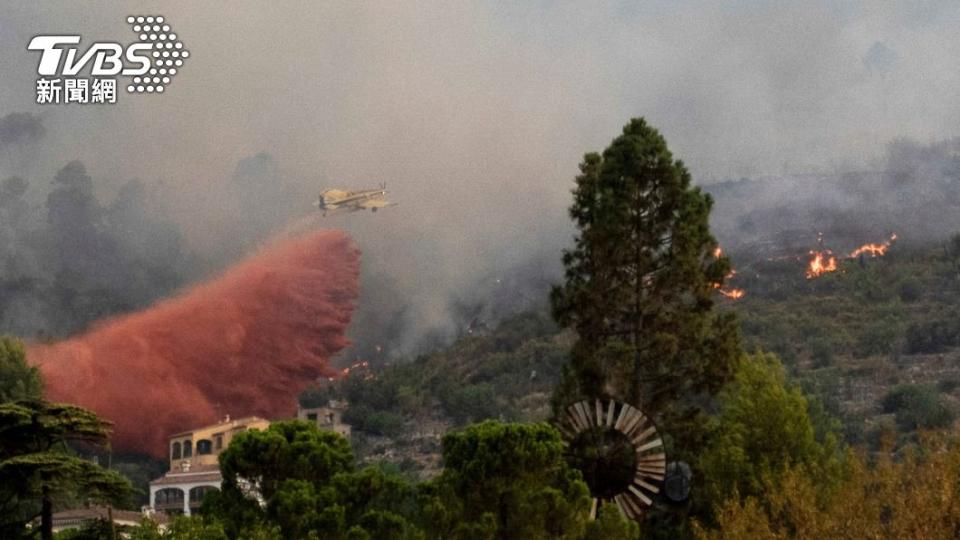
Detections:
551,118,740,454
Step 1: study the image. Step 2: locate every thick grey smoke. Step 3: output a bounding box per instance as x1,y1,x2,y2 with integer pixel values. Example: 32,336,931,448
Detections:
0,113,44,150
2,2,960,358
707,137,960,257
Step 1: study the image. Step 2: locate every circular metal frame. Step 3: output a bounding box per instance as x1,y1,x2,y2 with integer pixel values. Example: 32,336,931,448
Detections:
559,399,666,521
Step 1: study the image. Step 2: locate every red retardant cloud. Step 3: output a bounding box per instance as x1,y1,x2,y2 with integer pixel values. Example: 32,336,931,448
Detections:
29,230,360,457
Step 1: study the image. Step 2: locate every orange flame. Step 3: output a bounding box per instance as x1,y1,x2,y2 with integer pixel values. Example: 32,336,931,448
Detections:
718,288,745,299
848,233,897,258
712,246,744,298
806,251,838,279
805,233,897,279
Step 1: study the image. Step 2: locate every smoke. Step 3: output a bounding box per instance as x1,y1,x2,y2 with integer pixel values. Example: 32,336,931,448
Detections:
0,113,44,150
0,157,200,339
1,3,960,359
27,229,360,457
706,137,960,256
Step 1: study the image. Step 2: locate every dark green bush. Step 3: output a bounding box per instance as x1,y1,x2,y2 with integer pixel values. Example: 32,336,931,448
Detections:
898,278,922,302
440,383,501,424
882,384,956,431
808,336,835,368
854,317,901,358
905,317,959,354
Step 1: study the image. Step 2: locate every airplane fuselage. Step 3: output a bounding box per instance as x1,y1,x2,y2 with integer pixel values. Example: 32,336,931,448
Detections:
315,186,393,216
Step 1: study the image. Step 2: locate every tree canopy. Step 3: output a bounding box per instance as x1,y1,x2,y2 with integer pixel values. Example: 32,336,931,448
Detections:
0,399,131,540
424,421,592,539
0,337,41,402
209,420,422,539
205,419,644,540
551,118,740,455
698,352,843,508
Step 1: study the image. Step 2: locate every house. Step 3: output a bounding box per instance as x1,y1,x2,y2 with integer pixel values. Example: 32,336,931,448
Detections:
147,405,351,515
148,415,269,515
297,399,351,438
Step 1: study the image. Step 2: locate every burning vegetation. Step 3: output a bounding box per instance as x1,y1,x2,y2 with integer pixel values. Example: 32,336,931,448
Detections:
849,233,898,258
806,233,897,279
805,250,839,279
718,288,745,299
716,233,899,296
713,247,746,300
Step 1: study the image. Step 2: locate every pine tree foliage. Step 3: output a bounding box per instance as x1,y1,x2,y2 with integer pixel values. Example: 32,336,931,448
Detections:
0,399,130,540
551,118,740,451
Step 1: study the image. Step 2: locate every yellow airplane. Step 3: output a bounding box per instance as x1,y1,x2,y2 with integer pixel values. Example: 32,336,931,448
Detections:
315,183,395,216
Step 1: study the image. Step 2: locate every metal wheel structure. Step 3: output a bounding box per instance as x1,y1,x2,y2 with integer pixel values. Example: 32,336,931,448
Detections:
559,399,666,521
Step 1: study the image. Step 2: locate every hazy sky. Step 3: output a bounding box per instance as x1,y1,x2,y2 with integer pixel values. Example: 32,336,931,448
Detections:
4,2,960,179
2,1,959,350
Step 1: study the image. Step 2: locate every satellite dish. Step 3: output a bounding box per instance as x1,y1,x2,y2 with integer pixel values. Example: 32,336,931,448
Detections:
559,399,666,521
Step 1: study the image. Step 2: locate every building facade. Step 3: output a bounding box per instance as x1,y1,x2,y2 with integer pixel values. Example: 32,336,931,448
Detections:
148,415,269,515
297,400,351,438
149,403,352,515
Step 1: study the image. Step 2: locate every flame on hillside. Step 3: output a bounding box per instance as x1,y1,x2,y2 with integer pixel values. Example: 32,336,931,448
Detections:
849,233,898,258
806,233,897,279
341,360,370,377
805,251,838,279
712,246,746,299
718,288,745,299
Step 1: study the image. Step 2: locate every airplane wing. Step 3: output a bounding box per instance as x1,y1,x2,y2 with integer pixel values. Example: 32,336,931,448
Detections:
358,199,396,209
337,190,386,205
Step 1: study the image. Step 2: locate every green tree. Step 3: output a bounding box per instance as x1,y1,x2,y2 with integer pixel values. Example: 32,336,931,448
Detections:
550,118,740,453
0,337,42,402
881,384,956,431
423,421,590,539
212,420,354,536
698,352,842,509
211,420,422,539
582,502,640,540
106,515,232,540
219,420,353,503
0,400,131,540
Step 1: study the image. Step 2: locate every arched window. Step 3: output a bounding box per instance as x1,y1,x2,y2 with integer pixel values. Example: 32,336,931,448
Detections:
171,441,181,460
196,439,213,455
182,440,192,458
155,488,184,505
189,485,219,503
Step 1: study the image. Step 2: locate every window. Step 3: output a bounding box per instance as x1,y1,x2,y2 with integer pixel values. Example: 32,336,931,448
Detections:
215,434,223,450
307,413,317,422
189,485,219,504
183,440,192,458
171,441,181,460
196,439,213,455
155,488,183,504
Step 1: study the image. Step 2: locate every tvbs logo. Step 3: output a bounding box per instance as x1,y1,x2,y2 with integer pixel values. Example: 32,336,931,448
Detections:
29,36,152,76
28,16,189,104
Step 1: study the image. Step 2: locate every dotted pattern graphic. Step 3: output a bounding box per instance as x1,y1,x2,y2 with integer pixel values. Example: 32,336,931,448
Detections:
125,16,188,94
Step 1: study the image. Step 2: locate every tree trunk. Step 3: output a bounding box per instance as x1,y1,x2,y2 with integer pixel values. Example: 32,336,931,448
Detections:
40,488,52,540
108,506,117,540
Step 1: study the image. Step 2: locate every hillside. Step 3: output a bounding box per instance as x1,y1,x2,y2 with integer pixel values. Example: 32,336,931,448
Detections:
325,234,960,475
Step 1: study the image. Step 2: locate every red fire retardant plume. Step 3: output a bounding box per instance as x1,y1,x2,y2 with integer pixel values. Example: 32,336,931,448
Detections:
29,230,360,457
